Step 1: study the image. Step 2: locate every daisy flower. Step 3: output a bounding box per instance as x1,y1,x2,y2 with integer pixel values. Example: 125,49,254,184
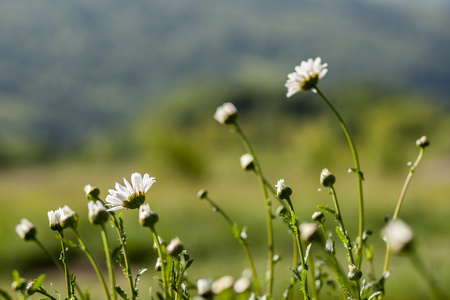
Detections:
285,57,328,97
105,172,155,211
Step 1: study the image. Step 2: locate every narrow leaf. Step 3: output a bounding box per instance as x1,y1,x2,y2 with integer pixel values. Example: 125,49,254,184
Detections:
317,205,337,216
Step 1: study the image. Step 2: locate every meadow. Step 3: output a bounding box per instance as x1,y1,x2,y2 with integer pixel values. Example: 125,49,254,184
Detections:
1,75,449,299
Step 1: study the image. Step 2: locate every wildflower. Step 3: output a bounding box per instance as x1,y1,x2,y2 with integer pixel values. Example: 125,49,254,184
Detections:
139,203,159,228
383,219,414,253
214,102,238,125
105,172,155,211
240,153,255,171
197,189,208,200
275,179,292,200
84,184,101,200
312,211,325,224
16,219,37,241
299,222,321,243
347,264,362,281
211,276,234,294
320,168,335,187
48,208,63,231
197,278,213,298
285,57,328,97
234,277,251,294
87,201,109,225
166,237,184,257
59,205,78,229
416,135,430,148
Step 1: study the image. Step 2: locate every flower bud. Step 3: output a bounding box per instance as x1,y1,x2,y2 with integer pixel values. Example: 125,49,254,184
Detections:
59,205,78,229
211,275,234,294
347,264,362,281
276,205,288,218
197,189,208,200
299,222,321,243
88,201,109,225
48,208,63,231
84,184,101,200
275,179,292,200
383,219,414,253
240,153,255,171
311,211,325,224
16,219,37,241
320,168,335,187
197,278,213,298
166,237,185,257
234,277,251,294
214,102,238,125
155,257,163,271
416,136,429,148
139,203,159,228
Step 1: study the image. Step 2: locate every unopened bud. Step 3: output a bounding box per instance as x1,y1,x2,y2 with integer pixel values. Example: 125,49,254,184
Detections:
234,277,251,294
347,264,362,281
16,219,37,241
87,201,109,225
276,179,292,200
214,102,238,125
59,205,78,229
84,184,101,200
211,275,234,294
312,211,325,224
197,278,213,298
197,189,208,199
299,222,321,243
416,136,429,148
240,153,255,171
320,168,335,187
166,237,184,257
139,204,159,227
383,219,414,253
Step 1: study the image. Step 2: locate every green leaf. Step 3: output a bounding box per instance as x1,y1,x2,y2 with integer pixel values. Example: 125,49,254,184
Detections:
335,226,349,248
135,268,147,288
115,285,129,300
317,205,337,216
364,245,375,261
232,223,241,240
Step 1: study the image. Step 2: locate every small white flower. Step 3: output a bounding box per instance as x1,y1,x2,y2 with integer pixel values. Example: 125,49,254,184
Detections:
285,57,328,97
16,219,37,241
214,102,238,125
88,201,109,225
48,208,64,231
59,205,78,229
383,219,414,253
240,153,255,171
105,172,155,211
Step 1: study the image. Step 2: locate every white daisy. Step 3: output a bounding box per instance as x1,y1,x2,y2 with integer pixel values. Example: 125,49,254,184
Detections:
214,102,238,125
285,57,328,97
105,172,155,211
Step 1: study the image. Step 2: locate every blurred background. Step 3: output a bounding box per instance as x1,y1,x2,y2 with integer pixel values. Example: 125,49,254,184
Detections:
1,0,449,298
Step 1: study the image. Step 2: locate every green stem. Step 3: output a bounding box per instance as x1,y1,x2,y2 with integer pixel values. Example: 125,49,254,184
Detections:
58,231,72,300
149,226,169,299
36,288,58,300
233,122,275,296
329,186,360,300
314,86,365,269
203,195,262,296
111,213,135,300
33,238,86,300
101,224,117,300
72,228,111,300
383,147,425,274
285,197,310,300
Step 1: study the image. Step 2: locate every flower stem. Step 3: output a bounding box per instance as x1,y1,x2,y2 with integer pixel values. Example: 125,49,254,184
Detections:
383,147,425,274
314,86,365,269
149,226,169,299
203,195,262,296
58,231,72,300
101,224,117,300
33,237,86,300
285,197,310,300
233,122,275,296
72,228,111,300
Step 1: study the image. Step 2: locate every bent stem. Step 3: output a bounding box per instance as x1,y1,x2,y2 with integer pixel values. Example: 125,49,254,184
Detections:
314,86,365,269
233,122,275,296
203,194,262,296
101,224,117,300
58,231,72,300
72,228,111,300
383,147,426,274
149,226,169,299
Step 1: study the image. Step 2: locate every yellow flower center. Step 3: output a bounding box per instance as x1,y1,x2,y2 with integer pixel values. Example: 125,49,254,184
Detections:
123,192,146,209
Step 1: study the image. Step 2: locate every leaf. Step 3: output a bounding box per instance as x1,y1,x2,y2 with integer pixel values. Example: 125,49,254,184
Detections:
232,223,241,240
135,268,148,288
364,245,375,261
115,285,129,300
304,243,312,261
368,291,382,300
335,226,349,248
317,205,337,216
